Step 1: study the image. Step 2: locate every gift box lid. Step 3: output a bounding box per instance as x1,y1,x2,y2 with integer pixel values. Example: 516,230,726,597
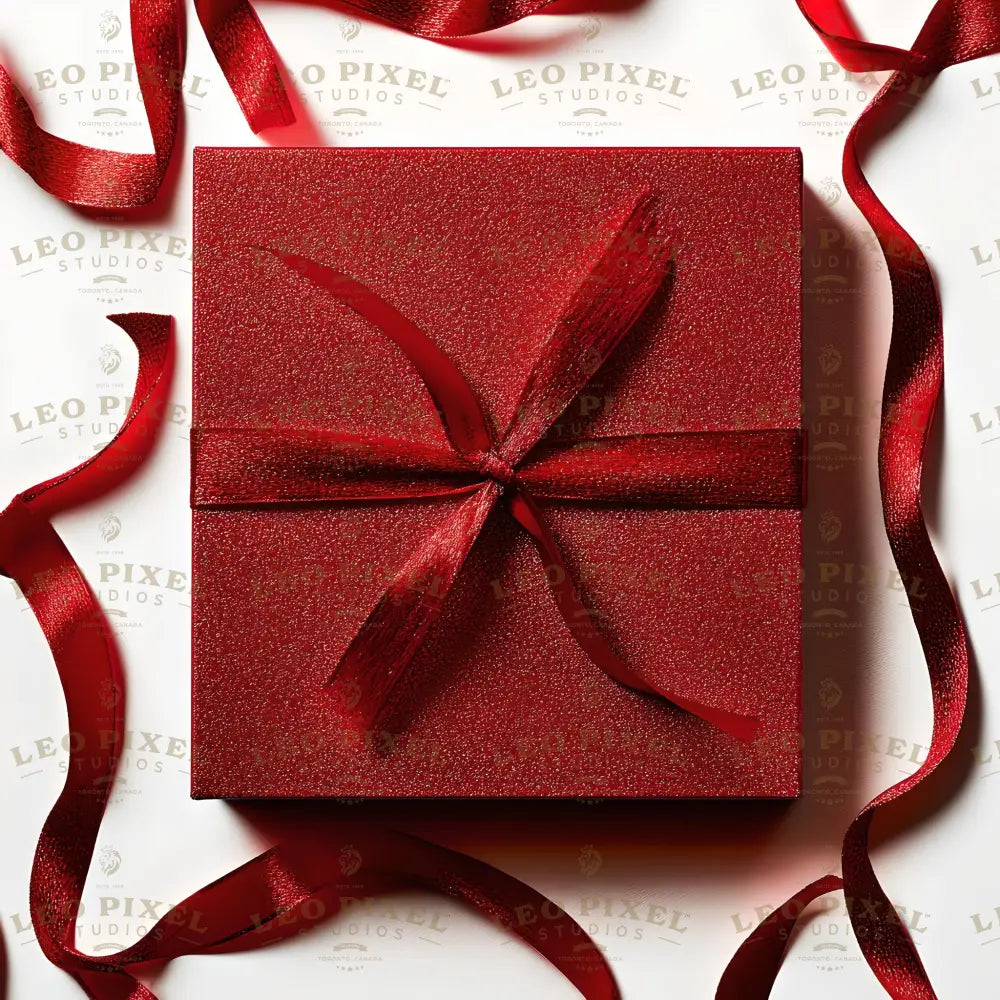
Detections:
191,146,803,799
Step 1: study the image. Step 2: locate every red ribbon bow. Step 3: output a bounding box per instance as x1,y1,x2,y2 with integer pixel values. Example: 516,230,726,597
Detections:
191,194,805,743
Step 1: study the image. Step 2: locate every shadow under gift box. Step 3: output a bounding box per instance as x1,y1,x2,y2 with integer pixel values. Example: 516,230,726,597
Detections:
190,146,803,799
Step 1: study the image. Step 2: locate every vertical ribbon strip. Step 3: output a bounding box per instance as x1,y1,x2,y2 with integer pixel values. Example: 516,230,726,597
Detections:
718,1,1000,997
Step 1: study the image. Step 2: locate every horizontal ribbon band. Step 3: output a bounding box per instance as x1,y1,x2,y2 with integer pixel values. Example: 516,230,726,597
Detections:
192,193,802,744
191,427,806,509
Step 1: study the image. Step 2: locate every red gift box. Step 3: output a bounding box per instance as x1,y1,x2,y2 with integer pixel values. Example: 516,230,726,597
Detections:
191,146,803,799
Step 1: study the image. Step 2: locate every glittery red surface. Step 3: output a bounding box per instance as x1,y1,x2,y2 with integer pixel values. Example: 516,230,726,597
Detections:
191,147,802,799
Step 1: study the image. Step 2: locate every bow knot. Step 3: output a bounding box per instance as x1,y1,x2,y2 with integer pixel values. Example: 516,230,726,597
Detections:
467,450,516,489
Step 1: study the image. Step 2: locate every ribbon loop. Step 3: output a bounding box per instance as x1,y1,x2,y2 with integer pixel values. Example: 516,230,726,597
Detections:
0,2,180,207
266,250,495,456
497,192,671,466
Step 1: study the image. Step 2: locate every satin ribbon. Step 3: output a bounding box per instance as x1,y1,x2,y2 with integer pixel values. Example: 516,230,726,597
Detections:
0,0,563,207
717,1,1000,997
0,314,620,1000
191,0,559,132
0,0,181,208
191,195,804,743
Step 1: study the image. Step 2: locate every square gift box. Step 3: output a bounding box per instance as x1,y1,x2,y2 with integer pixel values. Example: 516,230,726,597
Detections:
190,146,803,799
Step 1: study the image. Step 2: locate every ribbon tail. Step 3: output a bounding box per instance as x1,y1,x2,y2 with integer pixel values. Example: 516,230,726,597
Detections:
264,249,494,455
842,812,936,998
97,827,620,999
10,514,124,969
716,874,844,999
328,482,500,727
192,0,562,134
717,0,1000,995
385,831,620,1000
0,314,173,981
194,0,294,132
794,0,913,70
499,192,674,464
796,0,1000,73
2,323,619,998
507,489,759,743
22,314,172,517
75,971,153,1000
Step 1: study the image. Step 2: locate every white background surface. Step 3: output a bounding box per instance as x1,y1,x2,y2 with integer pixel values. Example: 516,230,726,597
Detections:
1,1,998,997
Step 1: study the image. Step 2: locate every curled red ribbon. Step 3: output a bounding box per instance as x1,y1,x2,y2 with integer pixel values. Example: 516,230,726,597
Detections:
0,0,181,208
0,314,620,1000
0,0,560,207
718,1,1000,997
191,0,558,132
191,195,804,743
